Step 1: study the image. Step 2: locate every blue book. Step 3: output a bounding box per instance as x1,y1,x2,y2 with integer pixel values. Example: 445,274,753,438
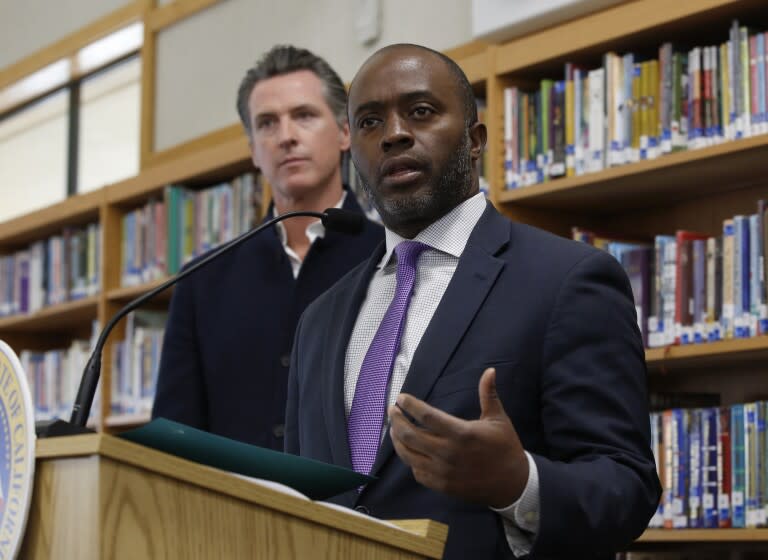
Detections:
688,409,702,527
673,409,690,528
732,404,746,527
701,407,719,527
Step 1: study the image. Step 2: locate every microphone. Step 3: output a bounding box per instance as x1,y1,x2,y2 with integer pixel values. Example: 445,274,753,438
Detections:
322,208,365,234
36,208,364,437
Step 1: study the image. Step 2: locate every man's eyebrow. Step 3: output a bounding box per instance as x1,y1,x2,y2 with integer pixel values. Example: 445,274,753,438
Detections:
252,109,276,123
352,90,440,117
252,102,320,124
400,90,439,104
352,100,384,118
289,103,320,113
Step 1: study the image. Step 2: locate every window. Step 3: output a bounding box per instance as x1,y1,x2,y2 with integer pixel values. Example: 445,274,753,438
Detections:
78,56,141,193
0,90,70,221
0,23,143,221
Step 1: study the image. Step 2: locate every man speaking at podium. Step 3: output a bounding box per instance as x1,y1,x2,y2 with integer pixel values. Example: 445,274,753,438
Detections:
152,46,382,449
285,44,660,559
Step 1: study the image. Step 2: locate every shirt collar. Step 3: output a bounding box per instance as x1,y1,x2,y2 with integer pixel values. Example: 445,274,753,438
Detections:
379,191,487,268
275,190,347,247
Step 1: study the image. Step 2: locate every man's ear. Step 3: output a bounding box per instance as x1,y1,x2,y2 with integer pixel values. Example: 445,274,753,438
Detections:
248,136,261,172
469,121,487,161
339,121,351,151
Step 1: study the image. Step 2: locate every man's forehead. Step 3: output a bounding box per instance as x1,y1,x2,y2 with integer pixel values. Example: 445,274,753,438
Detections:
360,48,437,78
350,48,447,101
249,70,325,112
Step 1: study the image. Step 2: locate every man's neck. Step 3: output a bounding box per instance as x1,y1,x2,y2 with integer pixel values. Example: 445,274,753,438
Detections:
273,178,344,258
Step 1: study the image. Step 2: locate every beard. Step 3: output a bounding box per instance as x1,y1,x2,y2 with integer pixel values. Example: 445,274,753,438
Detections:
354,131,476,234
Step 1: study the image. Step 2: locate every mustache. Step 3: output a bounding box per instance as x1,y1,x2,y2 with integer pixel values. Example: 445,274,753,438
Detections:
379,154,430,177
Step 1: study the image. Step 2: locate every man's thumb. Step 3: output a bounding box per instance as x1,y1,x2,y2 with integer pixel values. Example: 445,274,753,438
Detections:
479,367,505,420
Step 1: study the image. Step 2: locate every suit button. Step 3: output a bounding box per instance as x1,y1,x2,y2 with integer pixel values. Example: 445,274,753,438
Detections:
280,354,290,367
354,505,369,515
272,424,285,438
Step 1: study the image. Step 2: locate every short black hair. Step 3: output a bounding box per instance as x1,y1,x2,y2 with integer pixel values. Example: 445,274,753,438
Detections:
355,43,478,126
236,45,347,136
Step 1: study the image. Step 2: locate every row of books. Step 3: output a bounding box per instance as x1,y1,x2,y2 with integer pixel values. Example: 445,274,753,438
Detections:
616,552,766,560
503,19,768,188
109,310,166,416
121,172,261,286
0,222,101,317
19,321,99,423
574,201,768,348
649,402,768,530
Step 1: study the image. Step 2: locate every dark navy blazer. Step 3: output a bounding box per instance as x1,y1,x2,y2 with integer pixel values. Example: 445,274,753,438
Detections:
152,192,383,450
285,201,661,559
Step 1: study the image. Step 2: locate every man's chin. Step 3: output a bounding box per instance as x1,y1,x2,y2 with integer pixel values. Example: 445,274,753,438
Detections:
274,176,322,197
377,195,436,227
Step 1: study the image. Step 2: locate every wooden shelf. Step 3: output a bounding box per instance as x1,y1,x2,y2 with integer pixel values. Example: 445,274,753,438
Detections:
0,296,99,333
0,189,103,248
107,133,251,207
106,278,174,304
498,133,768,214
444,40,491,86
646,336,768,371
638,528,768,543
104,412,150,429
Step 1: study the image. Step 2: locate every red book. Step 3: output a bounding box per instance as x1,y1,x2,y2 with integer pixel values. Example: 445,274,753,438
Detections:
674,230,709,344
718,406,732,528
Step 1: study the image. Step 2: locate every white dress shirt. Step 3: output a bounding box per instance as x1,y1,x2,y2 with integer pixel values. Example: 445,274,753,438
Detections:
343,191,540,556
275,191,347,278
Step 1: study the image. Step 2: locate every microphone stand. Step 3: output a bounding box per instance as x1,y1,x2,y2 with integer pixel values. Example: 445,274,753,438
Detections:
36,210,334,438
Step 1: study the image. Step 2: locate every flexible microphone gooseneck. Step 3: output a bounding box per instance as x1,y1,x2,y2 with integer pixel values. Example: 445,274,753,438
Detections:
36,208,364,437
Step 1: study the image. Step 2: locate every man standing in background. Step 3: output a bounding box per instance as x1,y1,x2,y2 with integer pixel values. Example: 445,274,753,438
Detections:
153,45,383,450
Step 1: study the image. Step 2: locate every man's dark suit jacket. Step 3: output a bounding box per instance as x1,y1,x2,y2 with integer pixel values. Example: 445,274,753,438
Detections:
285,201,661,559
152,192,383,450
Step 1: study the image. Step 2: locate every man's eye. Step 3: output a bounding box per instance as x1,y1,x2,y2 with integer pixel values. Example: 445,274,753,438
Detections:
359,117,379,129
256,119,275,130
296,111,314,120
412,106,434,118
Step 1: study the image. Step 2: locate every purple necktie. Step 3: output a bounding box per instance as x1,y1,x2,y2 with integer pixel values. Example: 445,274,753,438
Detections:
347,240,428,475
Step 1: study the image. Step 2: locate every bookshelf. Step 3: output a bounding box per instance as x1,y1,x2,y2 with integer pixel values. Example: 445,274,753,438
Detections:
639,528,768,543
490,0,768,553
0,296,99,333
0,130,261,431
99,133,262,428
498,133,768,212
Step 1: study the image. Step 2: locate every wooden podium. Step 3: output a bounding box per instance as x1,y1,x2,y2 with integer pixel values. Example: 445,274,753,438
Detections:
21,434,447,559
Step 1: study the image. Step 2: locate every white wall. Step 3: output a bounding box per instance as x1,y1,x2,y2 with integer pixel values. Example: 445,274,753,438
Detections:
0,0,132,69
472,0,624,42
154,0,473,151
0,0,473,206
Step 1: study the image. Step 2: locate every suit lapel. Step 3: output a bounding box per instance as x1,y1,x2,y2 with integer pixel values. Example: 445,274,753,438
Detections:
321,243,385,481
366,204,511,480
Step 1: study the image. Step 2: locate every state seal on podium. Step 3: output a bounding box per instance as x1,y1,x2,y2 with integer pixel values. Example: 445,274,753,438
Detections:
0,340,36,559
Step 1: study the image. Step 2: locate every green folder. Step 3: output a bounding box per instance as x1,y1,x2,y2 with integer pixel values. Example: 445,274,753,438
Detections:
119,418,374,500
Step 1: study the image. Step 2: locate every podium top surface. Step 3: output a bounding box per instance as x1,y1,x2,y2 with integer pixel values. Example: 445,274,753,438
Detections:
36,434,448,558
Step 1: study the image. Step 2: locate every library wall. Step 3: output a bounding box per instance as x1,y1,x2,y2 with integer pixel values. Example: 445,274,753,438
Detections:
153,0,472,151
0,0,132,68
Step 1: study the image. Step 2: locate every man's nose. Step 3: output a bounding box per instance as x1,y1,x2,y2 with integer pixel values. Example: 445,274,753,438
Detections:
276,117,298,148
381,114,413,151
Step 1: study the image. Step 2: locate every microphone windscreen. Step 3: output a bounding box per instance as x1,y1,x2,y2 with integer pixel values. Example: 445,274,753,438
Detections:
322,208,365,234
